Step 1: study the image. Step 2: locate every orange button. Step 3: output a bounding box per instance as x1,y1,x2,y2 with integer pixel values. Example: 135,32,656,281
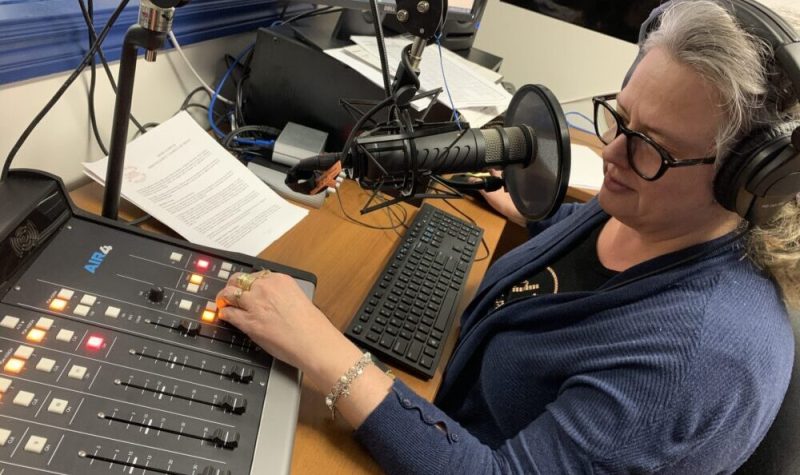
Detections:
189,274,204,285
4,358,25,374
49,299,68,311
26,328,46,343
201,310,216,323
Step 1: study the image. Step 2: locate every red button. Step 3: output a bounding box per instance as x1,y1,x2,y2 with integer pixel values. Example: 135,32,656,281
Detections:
197,259,210,270
86,335,104,350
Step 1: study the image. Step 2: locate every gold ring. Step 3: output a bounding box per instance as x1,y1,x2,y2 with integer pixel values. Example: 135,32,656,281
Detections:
233,288,243,307
237,270,271,291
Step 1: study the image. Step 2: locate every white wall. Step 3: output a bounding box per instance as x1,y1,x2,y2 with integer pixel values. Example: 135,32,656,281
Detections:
473,0,639,117
0,32,256,188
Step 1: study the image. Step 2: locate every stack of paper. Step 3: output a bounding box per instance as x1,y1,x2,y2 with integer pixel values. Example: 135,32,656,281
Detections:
83,112,308,256
325,36,513,128
569,144,604,191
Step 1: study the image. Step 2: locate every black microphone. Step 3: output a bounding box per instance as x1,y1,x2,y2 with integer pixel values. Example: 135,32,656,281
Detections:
285,125,536,193
349,125,536,181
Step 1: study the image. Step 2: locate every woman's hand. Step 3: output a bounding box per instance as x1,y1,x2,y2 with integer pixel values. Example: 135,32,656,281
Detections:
216,270,335,372
215,270,394,428
480,169,527,227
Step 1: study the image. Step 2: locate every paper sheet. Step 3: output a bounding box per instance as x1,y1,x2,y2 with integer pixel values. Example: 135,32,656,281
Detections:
569,144,604,190
83,112,308,256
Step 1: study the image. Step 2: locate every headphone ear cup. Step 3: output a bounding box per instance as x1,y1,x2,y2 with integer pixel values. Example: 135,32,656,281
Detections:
714,121,800,217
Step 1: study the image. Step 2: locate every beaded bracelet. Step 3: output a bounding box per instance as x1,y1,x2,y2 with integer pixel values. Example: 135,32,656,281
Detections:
325,352,374,420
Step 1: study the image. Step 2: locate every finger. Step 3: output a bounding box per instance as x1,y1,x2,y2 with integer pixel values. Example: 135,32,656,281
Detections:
218,305,248,329
217,285,251,310
227,272,247,288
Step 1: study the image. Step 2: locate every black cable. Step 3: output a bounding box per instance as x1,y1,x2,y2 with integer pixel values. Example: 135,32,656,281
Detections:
2,0,130,182
280,6,342,26
335,188,407,231
77,0,147,135
128,213,153,226
368,0,391,98
85,0,108,156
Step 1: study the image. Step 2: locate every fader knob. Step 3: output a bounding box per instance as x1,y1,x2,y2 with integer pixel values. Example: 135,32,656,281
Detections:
211,428,240,449
147,286,165,303
228,365,254,383
177,319,200,337
200,467,232,475
220,394,247,415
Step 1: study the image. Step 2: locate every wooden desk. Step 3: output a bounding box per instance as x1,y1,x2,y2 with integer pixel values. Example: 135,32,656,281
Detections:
70,180,506,474
69,130,601,474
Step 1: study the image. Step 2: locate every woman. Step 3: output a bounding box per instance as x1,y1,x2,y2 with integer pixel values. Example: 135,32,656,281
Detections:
217,1,799,472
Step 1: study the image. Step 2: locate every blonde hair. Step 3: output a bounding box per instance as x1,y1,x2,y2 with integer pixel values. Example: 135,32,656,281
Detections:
646,0,800,310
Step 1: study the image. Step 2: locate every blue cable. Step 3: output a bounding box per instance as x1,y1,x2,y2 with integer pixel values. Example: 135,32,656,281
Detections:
435,33,462,130
565,111,595,135
208,43,275,148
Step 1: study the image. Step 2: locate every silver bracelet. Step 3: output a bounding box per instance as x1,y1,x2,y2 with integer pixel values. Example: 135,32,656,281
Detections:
325,352,374,420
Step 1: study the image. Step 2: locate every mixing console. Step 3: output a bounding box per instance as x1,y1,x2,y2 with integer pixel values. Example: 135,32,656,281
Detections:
0,170,316,474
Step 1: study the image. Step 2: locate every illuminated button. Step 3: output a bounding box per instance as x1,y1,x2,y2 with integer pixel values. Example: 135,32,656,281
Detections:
13,390,34,407
0,377,12,393
218,270,230,279
179,299,193,311
14,345,34,360
205,301,218,312
221,262,233,271
170,252,184,262
86,336,104,350
80,295,96,306
4,358,25,374
24,435,47,454
49,299,68,311
197,259,210,270
26,328,46,343
0,429,10,446
73,305,90,317
35,358,56,373
201,310,216,323
67,365,86,380
35,317,54,331
0,315,20,329
186,283,199,293
55,329,74,342
57,288,74,300
105,306,120,319
47,398,68,415
189,274,204,285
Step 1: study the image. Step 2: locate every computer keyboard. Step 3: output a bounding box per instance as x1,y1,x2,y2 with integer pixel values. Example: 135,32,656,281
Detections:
344,203,483,379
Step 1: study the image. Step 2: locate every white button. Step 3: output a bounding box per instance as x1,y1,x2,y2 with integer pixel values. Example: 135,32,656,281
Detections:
218,270,230,279
205,301,218,311
0,428,10,446
0,377,12,393
179,299,193,311
14,345,34,360
80,295,96,306
221,262,233,271
47,398,68,415
68,365,86,380
73,305,90,317
24,435,47,454
0,315,19,329
35,358,56,373
170,252,183,262
55,329,74,342
35,317,54,331
57,289,74,300
105,306,120,318
13,390,35,407
186,283,199,293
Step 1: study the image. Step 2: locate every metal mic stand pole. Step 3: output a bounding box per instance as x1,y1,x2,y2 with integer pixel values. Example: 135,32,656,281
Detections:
102,0,185,220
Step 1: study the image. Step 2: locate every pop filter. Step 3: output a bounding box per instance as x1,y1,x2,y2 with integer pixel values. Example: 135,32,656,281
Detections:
503,84,571,221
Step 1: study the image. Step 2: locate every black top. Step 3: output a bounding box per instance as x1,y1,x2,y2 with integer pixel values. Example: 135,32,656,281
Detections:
494,222,618,309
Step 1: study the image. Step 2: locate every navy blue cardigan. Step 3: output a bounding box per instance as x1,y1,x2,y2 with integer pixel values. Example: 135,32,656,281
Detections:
355,199,794,474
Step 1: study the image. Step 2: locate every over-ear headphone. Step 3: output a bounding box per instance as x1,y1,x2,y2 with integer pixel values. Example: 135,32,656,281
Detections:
625,0,800,226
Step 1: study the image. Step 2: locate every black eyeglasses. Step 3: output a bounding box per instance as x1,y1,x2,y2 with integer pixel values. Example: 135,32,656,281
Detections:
592,93,717,181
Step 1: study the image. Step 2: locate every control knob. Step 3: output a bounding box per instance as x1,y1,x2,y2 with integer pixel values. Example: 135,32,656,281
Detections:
147,286,165,303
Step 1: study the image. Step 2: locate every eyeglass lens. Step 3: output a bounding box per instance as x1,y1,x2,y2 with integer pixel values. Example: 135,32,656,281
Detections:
595,98,663,179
